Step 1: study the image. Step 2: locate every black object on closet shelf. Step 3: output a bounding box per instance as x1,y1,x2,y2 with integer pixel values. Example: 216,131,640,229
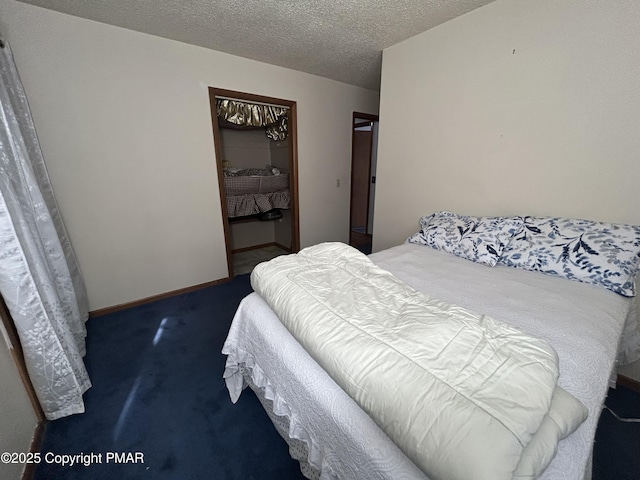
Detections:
259,209,283,221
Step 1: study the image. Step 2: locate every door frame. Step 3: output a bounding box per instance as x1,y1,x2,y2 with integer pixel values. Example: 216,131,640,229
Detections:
208,87,300,278
0,295,46,480
349,112,379,248
0,295,45,421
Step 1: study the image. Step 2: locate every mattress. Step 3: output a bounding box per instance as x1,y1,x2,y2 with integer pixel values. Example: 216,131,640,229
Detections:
224,170,291,217
224,172,289,196
225,189,290,218
222,243,639,480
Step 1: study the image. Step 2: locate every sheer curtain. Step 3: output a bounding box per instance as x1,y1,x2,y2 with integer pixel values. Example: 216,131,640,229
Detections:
0,41,91,420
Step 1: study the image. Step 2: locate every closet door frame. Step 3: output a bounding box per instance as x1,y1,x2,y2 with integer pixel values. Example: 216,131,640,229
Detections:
208,87,300,278
0,294,45,480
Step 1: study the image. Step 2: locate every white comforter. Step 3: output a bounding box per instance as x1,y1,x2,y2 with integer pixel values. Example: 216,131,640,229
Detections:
223,243,638,480
249,243,587,480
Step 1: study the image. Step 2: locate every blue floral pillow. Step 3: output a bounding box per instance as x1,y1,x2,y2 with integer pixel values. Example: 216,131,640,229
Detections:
406,214,435,246
407,212,524,267
499,217,640,296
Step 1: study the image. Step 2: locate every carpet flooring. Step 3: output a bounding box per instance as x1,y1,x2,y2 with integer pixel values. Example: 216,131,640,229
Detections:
34,275,304,480
593,383,640,480
33,274,640,479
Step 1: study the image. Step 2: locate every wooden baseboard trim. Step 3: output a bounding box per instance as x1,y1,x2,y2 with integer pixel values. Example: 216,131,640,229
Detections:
89,277,232,318
275,242,292,253
232,242,292,254
617,373,640,393
232,242,282,254
22,420,45,480
90,241,293,318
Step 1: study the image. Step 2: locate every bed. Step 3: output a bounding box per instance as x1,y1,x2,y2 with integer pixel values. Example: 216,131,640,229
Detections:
223,167,290,218
222,213,640,480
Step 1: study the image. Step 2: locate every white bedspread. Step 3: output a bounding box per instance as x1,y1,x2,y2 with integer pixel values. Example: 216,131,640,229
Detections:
223,243,637,480
251,242,589,480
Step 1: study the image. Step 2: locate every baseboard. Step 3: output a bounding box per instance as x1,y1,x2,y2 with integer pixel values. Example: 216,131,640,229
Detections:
617,373,640,393
21,420,45,480
231,242,291,254
90,243,293,317
89,277,232,318
275,242,292,253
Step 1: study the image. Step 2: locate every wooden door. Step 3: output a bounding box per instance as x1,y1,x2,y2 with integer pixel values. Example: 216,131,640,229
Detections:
349,113,378,253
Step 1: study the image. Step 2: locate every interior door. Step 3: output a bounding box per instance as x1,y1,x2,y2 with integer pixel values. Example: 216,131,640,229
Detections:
349,113,379,254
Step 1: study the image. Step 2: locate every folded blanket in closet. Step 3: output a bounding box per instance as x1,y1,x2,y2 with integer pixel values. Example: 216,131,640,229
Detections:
251,242,587,480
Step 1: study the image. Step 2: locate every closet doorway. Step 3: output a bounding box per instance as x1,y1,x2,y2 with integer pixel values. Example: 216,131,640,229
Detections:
349,112,379,254
208,88,300,277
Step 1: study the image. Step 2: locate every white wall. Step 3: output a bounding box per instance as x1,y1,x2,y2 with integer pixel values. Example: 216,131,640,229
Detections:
270,136,293,248
618,359,640,383
220,129,272,170
230,221,275,250
0,327,38,480
374,0,640,251
0,0,379,310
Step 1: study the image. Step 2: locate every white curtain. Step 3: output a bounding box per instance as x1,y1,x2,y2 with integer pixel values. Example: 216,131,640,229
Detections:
0,42,91,420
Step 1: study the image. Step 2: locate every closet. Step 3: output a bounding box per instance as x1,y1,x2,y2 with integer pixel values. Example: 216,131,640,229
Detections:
208,88,300,277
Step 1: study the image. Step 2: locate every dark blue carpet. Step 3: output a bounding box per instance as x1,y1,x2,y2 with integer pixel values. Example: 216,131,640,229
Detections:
34,275,305,480
593,384,640,480
33,274,640,479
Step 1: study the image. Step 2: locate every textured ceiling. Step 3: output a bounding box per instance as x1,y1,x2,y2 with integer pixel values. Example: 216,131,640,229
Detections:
17,0,495,91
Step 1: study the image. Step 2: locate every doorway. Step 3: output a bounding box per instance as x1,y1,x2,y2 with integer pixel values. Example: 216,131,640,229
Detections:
349,112,379,254
208,88,300,277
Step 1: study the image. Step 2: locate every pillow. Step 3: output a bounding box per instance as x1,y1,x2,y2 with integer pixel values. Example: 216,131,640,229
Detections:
499,216,640,296
407,212,524,267
406,214,435,246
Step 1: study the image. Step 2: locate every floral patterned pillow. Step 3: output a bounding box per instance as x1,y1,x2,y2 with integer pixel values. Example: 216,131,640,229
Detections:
499,217,640,296
406,214,434,245
407,212,524,267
